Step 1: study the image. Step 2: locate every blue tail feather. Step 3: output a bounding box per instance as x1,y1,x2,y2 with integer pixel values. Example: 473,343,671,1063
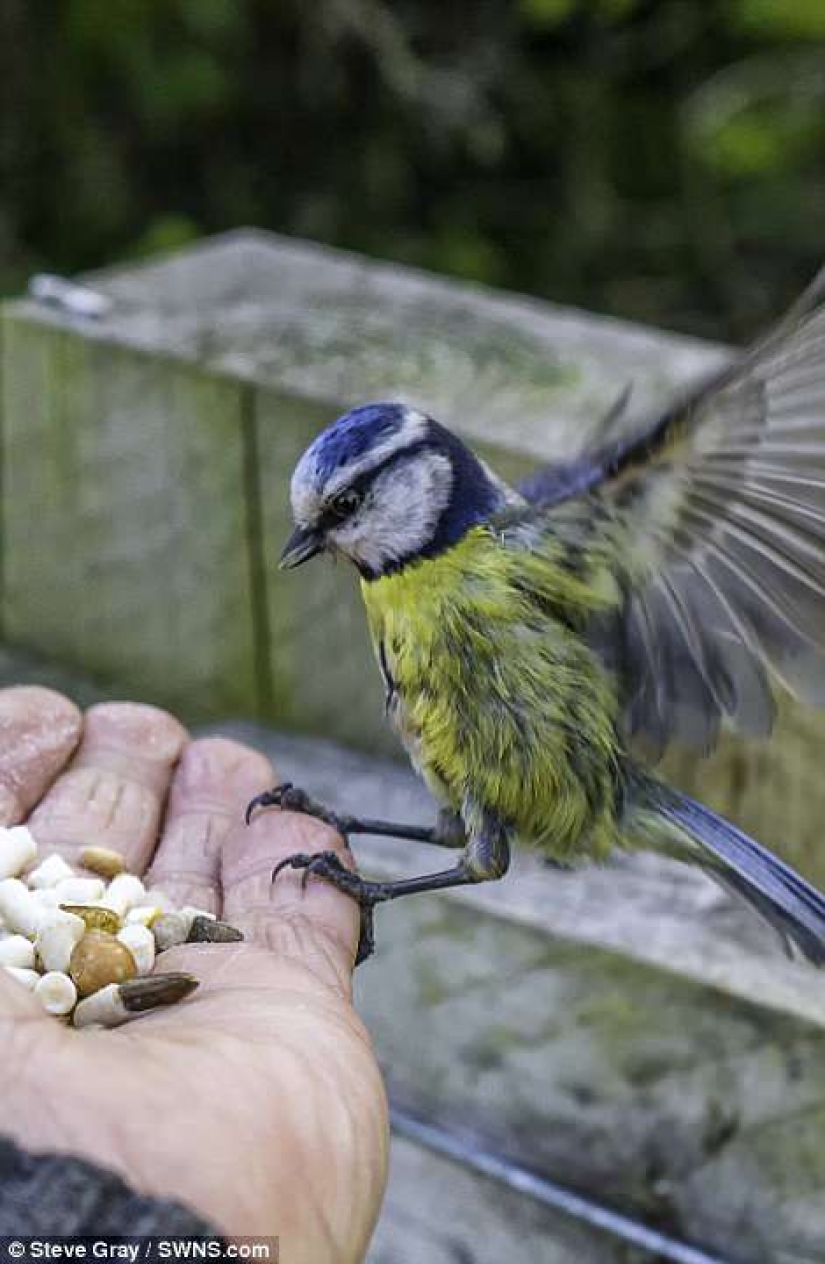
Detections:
637,777,825,965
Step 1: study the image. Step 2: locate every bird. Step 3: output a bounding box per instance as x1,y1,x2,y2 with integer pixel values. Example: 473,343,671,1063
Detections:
247,269,825,967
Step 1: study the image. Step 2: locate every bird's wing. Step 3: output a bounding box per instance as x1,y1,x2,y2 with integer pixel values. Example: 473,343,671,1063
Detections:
526,269,825,759
516,384,635,508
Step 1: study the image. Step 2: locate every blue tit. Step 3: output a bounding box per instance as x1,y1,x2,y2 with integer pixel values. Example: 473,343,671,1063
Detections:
248,272,825,967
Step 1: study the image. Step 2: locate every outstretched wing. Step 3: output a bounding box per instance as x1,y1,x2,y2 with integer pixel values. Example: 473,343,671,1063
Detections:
516,384,635,508
523,269,825,759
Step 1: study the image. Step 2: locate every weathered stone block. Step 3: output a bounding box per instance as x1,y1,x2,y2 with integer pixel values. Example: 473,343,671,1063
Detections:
0,317,255,717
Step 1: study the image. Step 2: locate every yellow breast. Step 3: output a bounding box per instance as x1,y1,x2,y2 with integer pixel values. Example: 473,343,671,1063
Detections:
359,527,621,859
360,534,487,802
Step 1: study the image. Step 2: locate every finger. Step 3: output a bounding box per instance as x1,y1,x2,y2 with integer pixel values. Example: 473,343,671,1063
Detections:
145,737,273,915
28,703,188,873
221,808,361,996
0,687,82,825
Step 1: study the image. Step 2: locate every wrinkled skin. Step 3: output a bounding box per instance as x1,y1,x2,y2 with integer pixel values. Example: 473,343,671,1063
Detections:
0,688,388,1262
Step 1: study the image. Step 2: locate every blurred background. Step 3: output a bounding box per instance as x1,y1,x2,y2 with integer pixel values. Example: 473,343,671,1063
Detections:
2,0,825,343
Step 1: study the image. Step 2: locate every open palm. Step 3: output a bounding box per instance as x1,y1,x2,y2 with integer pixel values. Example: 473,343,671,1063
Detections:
0,689,388,1263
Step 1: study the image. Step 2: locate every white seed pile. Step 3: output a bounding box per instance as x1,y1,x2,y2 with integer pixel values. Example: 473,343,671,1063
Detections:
0,825,235,1027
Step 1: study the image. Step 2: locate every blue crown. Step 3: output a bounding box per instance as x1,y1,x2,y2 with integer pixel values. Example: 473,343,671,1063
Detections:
310,402,408,483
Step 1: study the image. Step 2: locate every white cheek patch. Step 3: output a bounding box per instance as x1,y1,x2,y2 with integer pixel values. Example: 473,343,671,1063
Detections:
330,451,454,572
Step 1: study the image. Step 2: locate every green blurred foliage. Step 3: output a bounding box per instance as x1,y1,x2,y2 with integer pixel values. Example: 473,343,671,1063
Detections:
1,0,824,340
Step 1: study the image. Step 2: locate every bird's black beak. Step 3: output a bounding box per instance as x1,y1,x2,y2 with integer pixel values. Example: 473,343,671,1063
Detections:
279,524,324,570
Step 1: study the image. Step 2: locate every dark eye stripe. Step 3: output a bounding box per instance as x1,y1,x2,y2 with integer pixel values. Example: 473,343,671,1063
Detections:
316,506,347,533
329,439,433,509
316,435,443,534
332,491,361,517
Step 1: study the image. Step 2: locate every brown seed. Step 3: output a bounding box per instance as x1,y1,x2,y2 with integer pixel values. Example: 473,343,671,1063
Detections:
61,904,121,935
69,930,137,997
186,916,244,944
80,846,126,879
72,974,199,1028
119,972,199,1013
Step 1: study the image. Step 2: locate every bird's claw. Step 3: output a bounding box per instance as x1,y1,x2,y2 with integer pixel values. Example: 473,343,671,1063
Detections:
271,849,330,892
245,781,318,825
245,782,350,836
254,788,399,963
244,783,291,825
272,849,366,896
272,850,378,965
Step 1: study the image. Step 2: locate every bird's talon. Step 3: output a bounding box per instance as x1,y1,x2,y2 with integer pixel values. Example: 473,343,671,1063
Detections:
268,850,376,965
271,849,343,887
271,853,305,882
245,781,295,825
246,781,352,834
244,791,268,826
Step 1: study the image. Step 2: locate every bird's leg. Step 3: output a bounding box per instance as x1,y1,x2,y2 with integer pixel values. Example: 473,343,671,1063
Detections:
246,782,466,848
271,813,510,963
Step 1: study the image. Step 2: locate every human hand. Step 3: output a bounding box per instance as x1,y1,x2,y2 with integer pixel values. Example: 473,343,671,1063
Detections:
0,688,388,1263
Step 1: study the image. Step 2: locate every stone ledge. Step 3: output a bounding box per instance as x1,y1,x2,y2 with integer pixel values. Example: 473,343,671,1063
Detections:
72,228,728,461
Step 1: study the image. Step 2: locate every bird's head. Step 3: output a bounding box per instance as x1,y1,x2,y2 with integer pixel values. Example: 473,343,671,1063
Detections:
280,402,515,579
